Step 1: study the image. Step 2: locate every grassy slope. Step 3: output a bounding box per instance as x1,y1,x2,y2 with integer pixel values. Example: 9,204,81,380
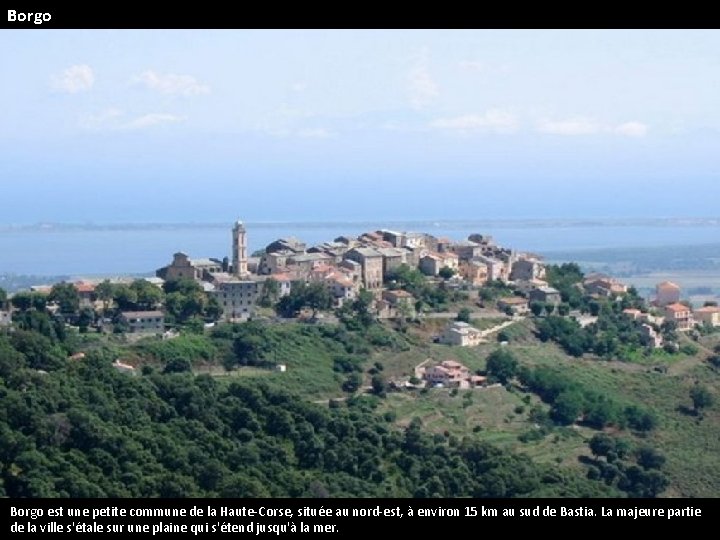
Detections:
376,319,720,497
116,318,719,497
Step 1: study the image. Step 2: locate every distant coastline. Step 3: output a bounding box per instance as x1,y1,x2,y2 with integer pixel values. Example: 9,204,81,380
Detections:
2,217,720,233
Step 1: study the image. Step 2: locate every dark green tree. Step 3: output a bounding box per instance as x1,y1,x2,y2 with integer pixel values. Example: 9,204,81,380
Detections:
438,266,456,280
130,279,164,310
690,385,713,414
95,280,115,313
456,307,472,323
589,433,615,459
258,278,280,308
485,349,518,384
552,390,584,425
49,283,80,314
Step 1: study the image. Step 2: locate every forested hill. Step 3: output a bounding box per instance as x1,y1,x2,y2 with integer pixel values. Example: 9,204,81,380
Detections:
0,333,613,498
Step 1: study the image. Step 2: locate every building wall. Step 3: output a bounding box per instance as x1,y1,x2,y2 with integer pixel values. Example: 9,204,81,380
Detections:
121,313,164,334
419,256,440,276
215,280,262,320
232,221,248,277
656,285,681,306
695,310,720,327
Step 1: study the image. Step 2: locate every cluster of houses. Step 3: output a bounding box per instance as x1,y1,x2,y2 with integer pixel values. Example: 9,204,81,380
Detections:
3,221,719,344
152,221,552,323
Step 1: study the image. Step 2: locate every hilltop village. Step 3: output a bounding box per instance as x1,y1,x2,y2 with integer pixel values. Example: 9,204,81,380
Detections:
1,220,717,367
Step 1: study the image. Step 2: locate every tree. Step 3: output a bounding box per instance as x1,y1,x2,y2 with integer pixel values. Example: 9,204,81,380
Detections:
342,373,363,393
258,278,280,308
233,322,271,366
485,349,518,384
305,282,332,317
438,266,456,280
636,446,666,470
337,289,375,330
557,303,570,316
49,283,80,315
0,287,7,308
551,390,584,425
530,302,544,317
456,307,472,323
703,300,718,307
130,279,164,310
112,284,138,311
544,303,556,316
371,374,387,397
10,292,47,312
77,307,95,333
690,384,713,414
589,433,615,459
95,280,114,312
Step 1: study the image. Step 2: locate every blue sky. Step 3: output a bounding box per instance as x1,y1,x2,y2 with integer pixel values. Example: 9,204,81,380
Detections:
1,29,719,224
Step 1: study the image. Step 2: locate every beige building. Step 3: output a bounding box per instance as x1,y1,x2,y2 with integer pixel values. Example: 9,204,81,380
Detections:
497,296,530,315
664,303,693,331
381,289,416,317
423,360,471,387
459,260,489,286
440,321,484,347
656,281,681,307
214,279,263,320
232,221,249,277
159,252,224,282
511,258,546,282
450,240,482,261
288,252,333,273
327,275,357,307
344,247,384,290
376,247,408,276
694,305,720,327
528,286,562,306
584,275,627,297
119,311,165,334
420,252,459,276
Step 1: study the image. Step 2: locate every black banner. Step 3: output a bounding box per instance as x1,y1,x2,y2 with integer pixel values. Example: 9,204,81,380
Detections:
1,6,716,29
2,498,715,535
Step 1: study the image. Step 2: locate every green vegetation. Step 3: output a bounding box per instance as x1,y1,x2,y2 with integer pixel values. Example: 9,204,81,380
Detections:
2,255,719,499
0,327,614,498
276,281,332,318
386,264,467,312
485,349,518,384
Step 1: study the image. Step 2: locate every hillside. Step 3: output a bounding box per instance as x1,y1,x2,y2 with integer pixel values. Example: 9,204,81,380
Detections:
2,314,718,498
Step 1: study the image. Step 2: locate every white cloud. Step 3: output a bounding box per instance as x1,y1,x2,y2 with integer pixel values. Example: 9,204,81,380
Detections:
407,63,439,109
134,70,210,96
80,109,184,130
537,118,649,137
123,113,184,130
615,121,648,137
537,118,601,135
430,109,518,134
52,64,94,93
291,81,308,92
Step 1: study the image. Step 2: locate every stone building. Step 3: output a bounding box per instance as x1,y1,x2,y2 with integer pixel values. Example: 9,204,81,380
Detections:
344,247,384,290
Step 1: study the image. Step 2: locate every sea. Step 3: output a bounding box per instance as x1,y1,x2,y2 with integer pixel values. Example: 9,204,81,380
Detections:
1,219,719,278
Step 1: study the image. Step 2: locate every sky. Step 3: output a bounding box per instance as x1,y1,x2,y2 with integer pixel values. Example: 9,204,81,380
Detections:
1,29,719,224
